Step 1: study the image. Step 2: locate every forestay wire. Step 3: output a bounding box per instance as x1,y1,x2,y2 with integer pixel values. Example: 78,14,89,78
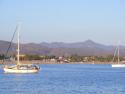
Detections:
3,25,18,64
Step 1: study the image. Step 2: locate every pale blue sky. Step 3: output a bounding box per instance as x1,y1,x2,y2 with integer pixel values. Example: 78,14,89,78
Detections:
0,0,125,45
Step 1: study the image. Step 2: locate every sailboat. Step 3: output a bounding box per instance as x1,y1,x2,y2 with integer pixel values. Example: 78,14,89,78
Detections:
111,42,125,68
3,25,40,73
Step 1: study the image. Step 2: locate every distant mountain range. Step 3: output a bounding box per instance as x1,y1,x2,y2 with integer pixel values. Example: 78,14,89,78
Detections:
0,39,125,56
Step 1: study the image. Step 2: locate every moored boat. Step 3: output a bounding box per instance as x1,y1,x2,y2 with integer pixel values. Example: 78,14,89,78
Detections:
3,24,40,73
111,42,125,68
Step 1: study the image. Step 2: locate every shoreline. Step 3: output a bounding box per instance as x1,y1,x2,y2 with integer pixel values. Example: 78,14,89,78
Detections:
0,60,113,64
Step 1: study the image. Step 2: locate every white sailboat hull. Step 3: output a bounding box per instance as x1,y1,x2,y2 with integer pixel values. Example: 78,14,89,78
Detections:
4,65,39,73
4,68,38,73
112,64,125,68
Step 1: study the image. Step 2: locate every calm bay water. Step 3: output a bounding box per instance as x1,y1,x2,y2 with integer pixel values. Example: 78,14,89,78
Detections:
0,64,125,94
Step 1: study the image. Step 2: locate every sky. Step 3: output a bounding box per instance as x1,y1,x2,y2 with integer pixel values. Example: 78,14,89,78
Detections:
0,0,125,45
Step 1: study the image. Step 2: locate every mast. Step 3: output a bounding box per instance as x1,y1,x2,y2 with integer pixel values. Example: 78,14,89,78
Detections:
118,42,120,64
17,24,20,65
112,41,120,64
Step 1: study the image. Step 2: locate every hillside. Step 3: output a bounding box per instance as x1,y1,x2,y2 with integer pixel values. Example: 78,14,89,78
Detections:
0,40,125,56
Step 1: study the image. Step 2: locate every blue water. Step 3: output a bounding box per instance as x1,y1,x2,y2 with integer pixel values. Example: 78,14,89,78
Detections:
0,64,125,94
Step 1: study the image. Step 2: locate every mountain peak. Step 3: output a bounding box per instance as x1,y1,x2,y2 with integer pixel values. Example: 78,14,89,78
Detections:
85,39,95,43
83,40,96,45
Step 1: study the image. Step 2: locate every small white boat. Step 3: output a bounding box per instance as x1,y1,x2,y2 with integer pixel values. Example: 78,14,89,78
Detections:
111,42,125,68
112,64,125,68
4,24,40,73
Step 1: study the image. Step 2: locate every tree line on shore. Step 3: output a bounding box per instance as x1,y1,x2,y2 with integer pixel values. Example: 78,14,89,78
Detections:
0,54,124,63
